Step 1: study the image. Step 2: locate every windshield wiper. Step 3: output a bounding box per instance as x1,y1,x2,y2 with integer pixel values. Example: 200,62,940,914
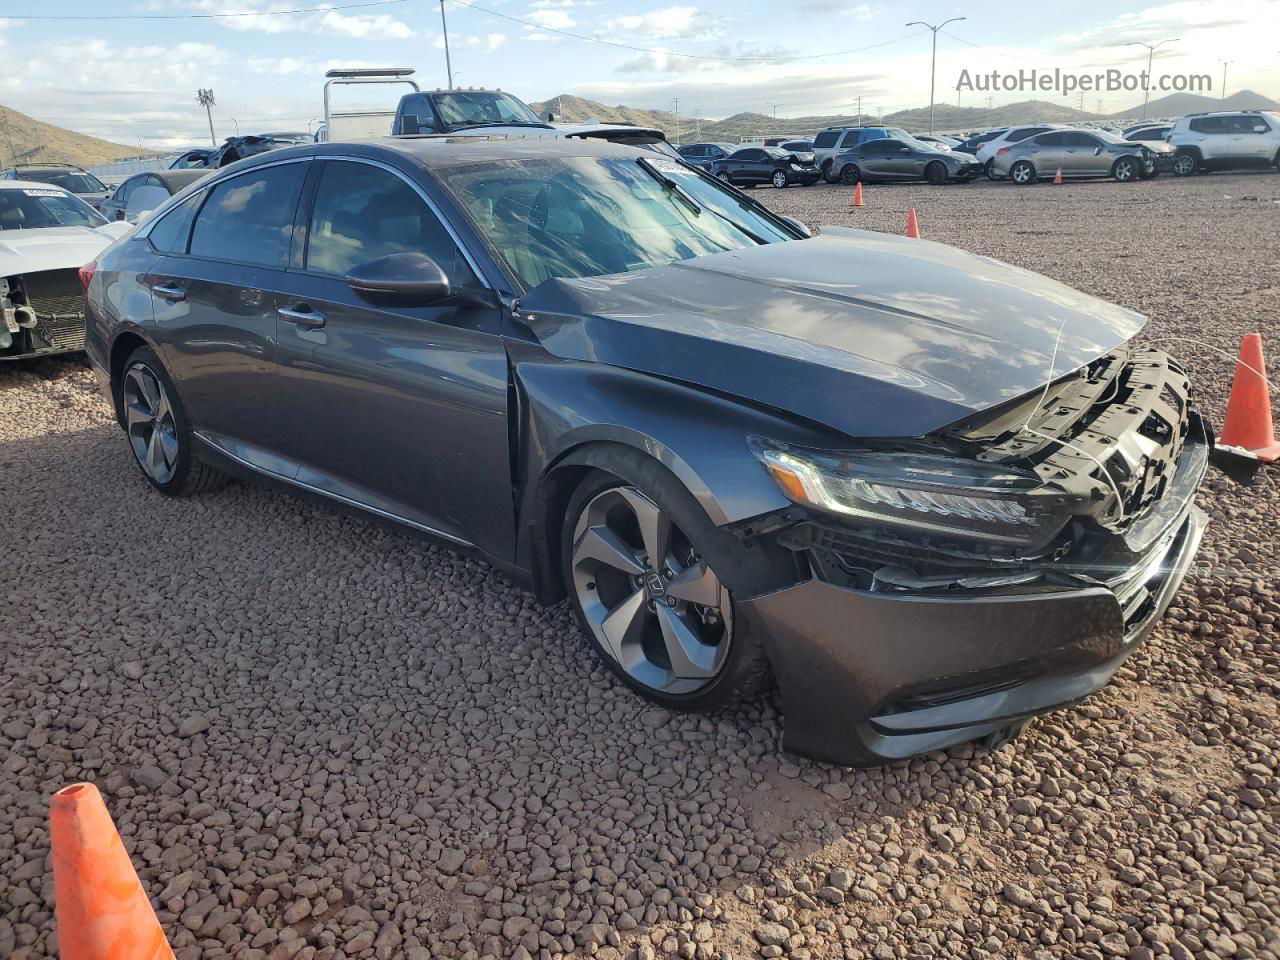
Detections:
636,157,702,215
445,120,553,131
636,158,772,245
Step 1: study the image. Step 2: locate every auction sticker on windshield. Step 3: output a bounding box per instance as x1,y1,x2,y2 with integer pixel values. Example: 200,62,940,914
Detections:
22,189,65,198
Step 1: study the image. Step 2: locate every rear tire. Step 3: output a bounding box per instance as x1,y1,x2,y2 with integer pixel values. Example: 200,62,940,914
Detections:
925,161,948,185
118,346,228,496
984,158,998,180
560,456,772,713
839,163,860,185
1009,160,1036,185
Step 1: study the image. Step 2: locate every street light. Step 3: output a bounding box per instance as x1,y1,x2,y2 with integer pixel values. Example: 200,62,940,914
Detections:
905,16,965,135
1124,38,1179,120
1219,59,1232,101
769,102,782,119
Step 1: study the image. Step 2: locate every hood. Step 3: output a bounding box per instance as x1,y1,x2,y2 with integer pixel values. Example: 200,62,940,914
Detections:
1140,141,1175,154
519,229,1146,439
0,222,131,277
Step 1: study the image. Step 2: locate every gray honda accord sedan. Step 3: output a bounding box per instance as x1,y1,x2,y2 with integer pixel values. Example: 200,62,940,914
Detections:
83,138,1207,765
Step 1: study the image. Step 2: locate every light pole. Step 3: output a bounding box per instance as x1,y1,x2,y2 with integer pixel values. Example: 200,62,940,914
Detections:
439,0,454,88
1219,59,1231,101
905,17,965,135
671,96,680,145
1124,37,1178,120
230,118,240,136
769,102,781,119
854,96,862,125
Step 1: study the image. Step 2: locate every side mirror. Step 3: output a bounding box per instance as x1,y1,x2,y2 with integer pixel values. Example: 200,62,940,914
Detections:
346,252,451,306
546,112,557,122
1094,146,1103,156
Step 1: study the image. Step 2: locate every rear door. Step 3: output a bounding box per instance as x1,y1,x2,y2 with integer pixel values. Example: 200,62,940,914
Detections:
146,158,310,473
1022,131,1064,172
270,157,513,555
857,140,896,179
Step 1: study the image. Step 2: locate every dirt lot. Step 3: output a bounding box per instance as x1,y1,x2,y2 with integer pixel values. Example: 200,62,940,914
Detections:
2,172,1278,960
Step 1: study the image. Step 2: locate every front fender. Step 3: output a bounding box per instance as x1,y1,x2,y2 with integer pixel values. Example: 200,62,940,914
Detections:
511,349,846,600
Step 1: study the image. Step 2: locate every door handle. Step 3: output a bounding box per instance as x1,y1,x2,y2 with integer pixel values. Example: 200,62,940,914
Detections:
278,305,325,329
151,282,186,302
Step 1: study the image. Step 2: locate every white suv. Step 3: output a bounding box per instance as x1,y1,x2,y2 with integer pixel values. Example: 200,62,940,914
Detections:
1168,111,1280,176
974,124,1066,178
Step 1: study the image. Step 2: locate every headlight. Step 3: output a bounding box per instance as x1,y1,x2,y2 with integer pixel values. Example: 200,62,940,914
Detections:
789,163,802,170
749,438,1078,547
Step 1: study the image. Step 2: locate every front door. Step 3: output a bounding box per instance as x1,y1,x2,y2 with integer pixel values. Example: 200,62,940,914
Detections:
271,157,514,556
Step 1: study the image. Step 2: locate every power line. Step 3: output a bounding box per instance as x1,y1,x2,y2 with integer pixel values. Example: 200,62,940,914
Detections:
448,0,929,63
0,0,407,20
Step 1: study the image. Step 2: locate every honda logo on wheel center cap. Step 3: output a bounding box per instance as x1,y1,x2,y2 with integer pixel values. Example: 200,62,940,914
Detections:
643,572,666,598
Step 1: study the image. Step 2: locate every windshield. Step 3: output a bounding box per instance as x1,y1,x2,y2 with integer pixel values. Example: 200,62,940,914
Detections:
430,91,543,129
0,187,107,229
22,170,107,194
443,156,797,289
1091,129,1128,144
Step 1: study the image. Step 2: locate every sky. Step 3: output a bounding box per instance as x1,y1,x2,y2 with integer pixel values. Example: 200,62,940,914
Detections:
0,0,1277,149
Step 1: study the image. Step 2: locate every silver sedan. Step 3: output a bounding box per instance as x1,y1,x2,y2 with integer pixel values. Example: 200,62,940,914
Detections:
991,129,1174,184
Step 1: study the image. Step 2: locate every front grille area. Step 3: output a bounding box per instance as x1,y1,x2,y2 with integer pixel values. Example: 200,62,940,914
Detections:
24,269,87,351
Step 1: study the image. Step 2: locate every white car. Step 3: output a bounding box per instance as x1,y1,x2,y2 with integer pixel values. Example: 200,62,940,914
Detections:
1168,111,1280,176
975,124,1067,177
0,181,131,361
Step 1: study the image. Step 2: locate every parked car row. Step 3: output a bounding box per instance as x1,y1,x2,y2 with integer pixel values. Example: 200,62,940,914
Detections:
75,135,1207,767
681,110,1280,189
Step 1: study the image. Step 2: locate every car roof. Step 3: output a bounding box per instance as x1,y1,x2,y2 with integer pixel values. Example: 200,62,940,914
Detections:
0,179,74,193
226,136,666,174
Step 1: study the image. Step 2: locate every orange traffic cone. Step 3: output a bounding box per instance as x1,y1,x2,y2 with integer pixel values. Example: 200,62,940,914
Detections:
1217,333,1280,462
1053,167,1063,185
904,207,920,238
51,783,176,960
850,182,864,207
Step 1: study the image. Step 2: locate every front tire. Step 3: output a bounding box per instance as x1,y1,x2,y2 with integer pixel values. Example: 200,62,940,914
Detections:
119,346,228,496
1113,156,1139,182
716,170,732,184
984,158,998,180
561,465,770,712
771,169,788,189
925,161,948,185
1009,160,1036,185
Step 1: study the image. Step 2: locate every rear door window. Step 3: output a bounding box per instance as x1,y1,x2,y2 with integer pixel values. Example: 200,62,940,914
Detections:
813,131,839,148
147,192,203,254
189,162,306,267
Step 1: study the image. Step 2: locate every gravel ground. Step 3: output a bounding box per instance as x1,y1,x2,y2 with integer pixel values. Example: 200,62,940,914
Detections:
3,172,1279,960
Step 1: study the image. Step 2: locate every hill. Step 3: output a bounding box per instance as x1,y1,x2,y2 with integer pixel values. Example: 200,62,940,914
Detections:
0,104,145,168
1109,89,1280,120
529,94,676,132
530,93,1112,142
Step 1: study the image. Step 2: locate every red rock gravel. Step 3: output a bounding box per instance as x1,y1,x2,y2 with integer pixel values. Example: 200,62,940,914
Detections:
1,172,1277,960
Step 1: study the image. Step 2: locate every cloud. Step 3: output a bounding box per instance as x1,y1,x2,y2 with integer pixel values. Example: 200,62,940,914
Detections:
524,8,576,28
144,0,416,38
617,42,797,73
606,6,715,40
799,0,873,17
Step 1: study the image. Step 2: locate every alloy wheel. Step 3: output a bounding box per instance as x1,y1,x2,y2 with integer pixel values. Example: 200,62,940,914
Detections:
570,486,732,695
123,362,179,485
1115,158,1136,182
717,171,731,183
926,161,947,185
771,170,788,188
1172,154,1196,176
1011,162,1034,185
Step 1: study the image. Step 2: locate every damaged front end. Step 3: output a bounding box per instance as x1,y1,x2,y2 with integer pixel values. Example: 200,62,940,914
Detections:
736,345,1208,765
1,269,88,360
